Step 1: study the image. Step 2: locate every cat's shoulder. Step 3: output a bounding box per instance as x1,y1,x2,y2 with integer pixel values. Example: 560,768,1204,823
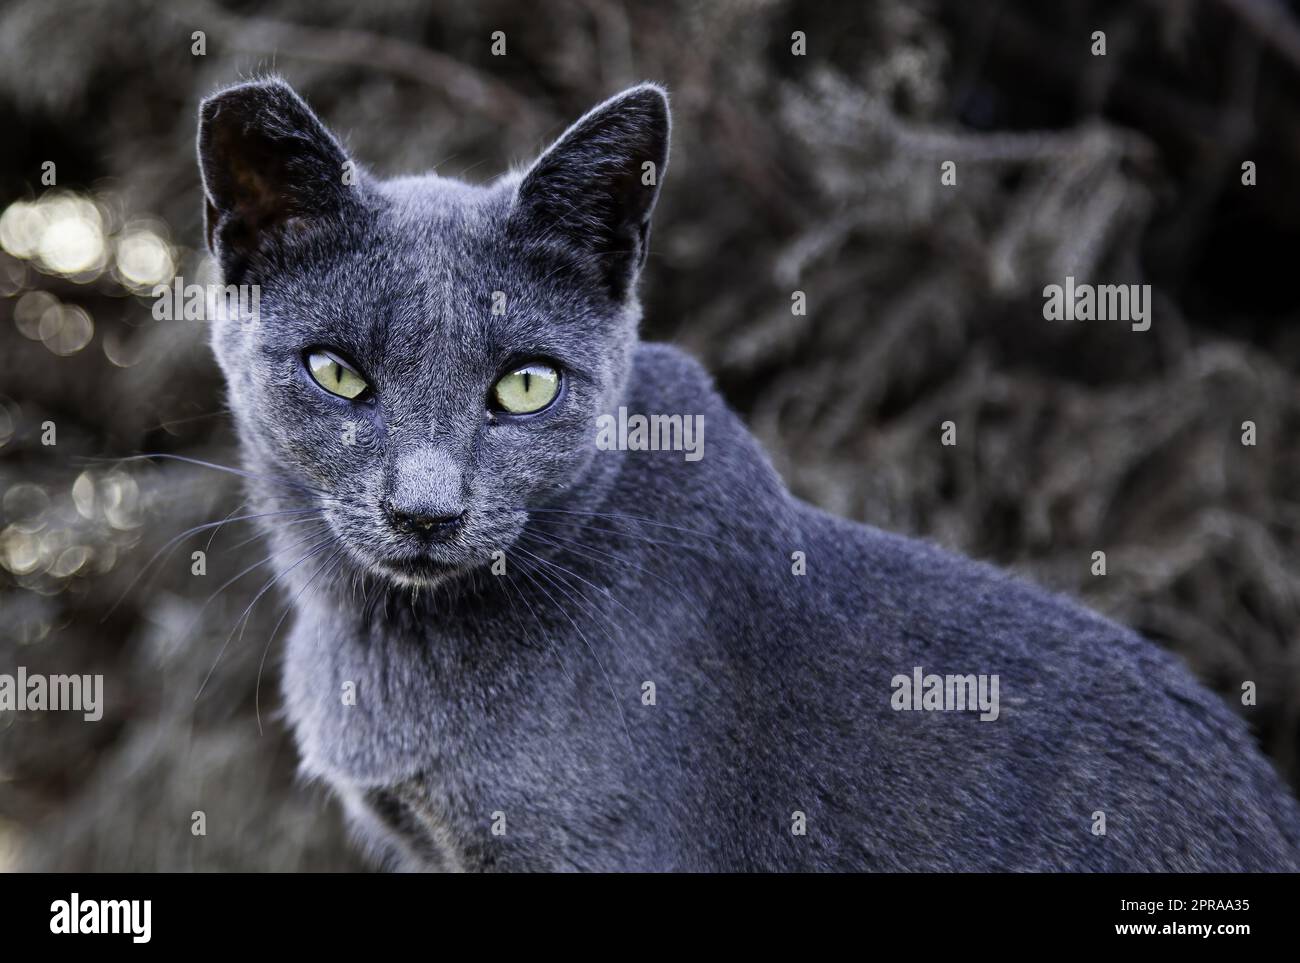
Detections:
626,341,720,406
619,340,788,500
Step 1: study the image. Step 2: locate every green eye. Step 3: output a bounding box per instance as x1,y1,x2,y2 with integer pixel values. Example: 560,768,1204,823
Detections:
307,350,369,400
492,363,560,415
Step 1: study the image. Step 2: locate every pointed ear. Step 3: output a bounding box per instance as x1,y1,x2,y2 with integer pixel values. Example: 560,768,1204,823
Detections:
513,84,670,300
197,78,359,279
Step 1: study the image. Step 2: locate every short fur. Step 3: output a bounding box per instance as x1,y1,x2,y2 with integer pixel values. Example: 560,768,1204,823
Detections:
198,78,1300,871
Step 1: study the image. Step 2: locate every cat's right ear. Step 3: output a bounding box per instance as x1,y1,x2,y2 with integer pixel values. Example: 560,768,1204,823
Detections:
197,78,359,279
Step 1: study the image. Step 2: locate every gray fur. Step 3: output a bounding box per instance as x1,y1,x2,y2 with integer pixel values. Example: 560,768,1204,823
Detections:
198,77,1300,871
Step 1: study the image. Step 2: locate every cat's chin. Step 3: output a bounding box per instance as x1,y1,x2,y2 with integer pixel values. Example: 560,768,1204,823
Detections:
373,555,475,589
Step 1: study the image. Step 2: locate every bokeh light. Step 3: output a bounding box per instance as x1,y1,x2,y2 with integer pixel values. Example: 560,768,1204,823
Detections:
49,544,92,578
100,471,142,530
3,482,52,533
71,471,97,519
0,200,46,259
39,221,103,276
0,191,174,287
115,224,174,290
13,290,58,340
0,525,45,576
37,302,94,356
33,193,106,278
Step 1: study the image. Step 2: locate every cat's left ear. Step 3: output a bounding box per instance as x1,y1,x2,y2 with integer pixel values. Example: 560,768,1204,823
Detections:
513,84,670,300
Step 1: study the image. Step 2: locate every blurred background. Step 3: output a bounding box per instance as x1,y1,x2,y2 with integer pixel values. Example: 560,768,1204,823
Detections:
2,0,1299,871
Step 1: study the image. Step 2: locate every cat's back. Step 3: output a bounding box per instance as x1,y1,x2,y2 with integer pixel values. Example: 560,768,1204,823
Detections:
775,499,1300,870
624,341,1300,870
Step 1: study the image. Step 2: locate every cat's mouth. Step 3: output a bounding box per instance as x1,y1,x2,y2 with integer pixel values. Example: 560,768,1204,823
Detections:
375,554,467,585
328,506,528,590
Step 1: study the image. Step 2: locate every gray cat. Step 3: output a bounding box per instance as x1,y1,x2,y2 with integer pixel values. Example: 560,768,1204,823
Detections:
197,77,1300,871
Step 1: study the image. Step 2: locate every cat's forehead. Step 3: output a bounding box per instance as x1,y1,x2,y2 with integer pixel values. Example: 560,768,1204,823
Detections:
361,174,601,325
265,173,600,369
291,177,512,321
373,175,511,253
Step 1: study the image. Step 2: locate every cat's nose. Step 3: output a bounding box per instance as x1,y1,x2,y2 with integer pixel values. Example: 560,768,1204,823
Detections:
382,498,465,536
383,446,466,538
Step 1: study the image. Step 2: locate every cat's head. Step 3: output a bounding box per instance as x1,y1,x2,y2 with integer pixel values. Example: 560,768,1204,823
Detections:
197,78,669,587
